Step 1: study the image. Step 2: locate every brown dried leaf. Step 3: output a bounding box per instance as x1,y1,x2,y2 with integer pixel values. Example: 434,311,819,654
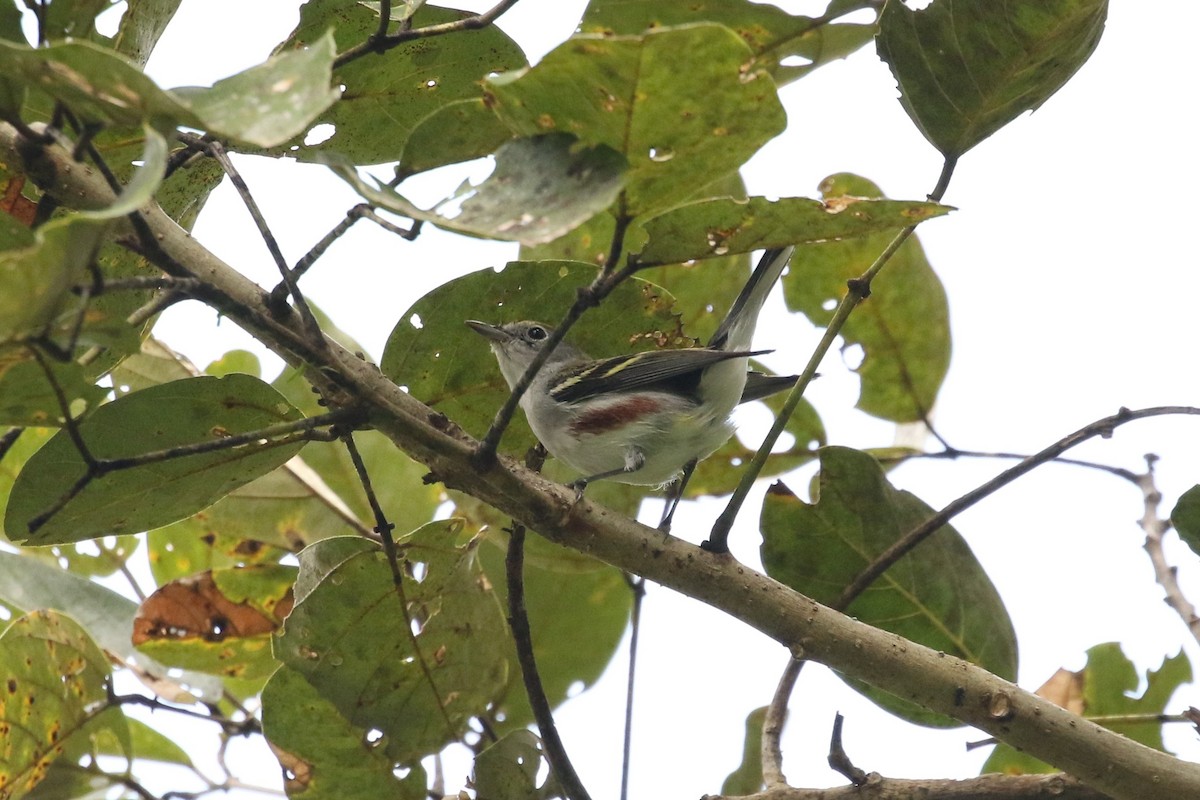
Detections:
132,571,293,645
1,176,37,226
1034,667,1086,715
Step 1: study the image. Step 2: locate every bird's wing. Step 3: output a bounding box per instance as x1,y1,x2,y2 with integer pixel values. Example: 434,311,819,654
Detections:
550,348,768,403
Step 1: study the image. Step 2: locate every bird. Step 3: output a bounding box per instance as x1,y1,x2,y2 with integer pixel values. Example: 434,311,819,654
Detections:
467,247,795,530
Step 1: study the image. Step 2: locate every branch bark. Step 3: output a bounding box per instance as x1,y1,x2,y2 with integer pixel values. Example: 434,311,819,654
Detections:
704,772,1110,799
5,123,1199,800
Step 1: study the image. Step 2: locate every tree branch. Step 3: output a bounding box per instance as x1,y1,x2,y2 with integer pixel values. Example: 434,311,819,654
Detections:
702,773,1111,800
1136,456,1200,645
5,122,1198,800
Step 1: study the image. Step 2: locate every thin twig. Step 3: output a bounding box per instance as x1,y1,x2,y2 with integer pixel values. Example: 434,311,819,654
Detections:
27,409,358,533
621,575,645,800
197,139,323,346
269,203,420,308
341,431,459,738
1136,455,1200,646
762,656,803,789
505,523,593,800
835,406,1200,610
333,0,524,68
885,447,1139,481
0,427,24,463
108,688,262,736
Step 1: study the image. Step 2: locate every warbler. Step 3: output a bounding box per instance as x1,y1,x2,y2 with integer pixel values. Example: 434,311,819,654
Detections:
467,247,795,526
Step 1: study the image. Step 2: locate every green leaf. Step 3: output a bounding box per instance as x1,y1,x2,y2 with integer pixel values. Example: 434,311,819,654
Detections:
760,446,1017,726
0,357,108,428
476,534,632,730
204,349,261,378
0,2,24,44
633,193,951,267
0,39,199,128
380,259,686,453
720,706,767,795
109,338,198,397
0,548,224,701
1171,485,1200,558
473,730,543,800
262,667,428,800
329,133,626,245
876,0,1109,158
0,610,127,799
275,524,509,763
113,0,184,67
487,24,786,216
579,0,877,85
273,365,443,534
984,644,1191,773
0,34,337,147
782,174,950,423
396,98,514,178
125,717,195,766
271,1,527,165
43,0,112,41
5,374,307,545
147,368,440,586
173,30,339,148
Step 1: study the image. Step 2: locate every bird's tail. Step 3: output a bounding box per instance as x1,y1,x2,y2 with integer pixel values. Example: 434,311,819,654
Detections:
708,246,794,353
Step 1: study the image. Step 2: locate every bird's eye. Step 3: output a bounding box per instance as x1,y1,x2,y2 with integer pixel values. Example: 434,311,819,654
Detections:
527,325,547,341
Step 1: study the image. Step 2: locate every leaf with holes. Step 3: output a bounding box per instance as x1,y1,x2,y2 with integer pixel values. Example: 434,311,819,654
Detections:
274,523,508,764
877,0,1108,157
173,30,339,148
0,610,129,799
473,730,544,800
5,374,307,545
328,133,627,245
760,446,1017,727
580,0,878,86
0,548,224,701
632,193,950,267
270,0,527,164
262,667,429,800
487,24,785,216
133,566,295,682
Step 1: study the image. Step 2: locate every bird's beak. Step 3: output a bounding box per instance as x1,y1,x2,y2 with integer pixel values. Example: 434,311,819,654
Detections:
465,320,508,343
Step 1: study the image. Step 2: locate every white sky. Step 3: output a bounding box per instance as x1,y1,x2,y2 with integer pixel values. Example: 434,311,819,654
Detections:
83,0,1200,796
